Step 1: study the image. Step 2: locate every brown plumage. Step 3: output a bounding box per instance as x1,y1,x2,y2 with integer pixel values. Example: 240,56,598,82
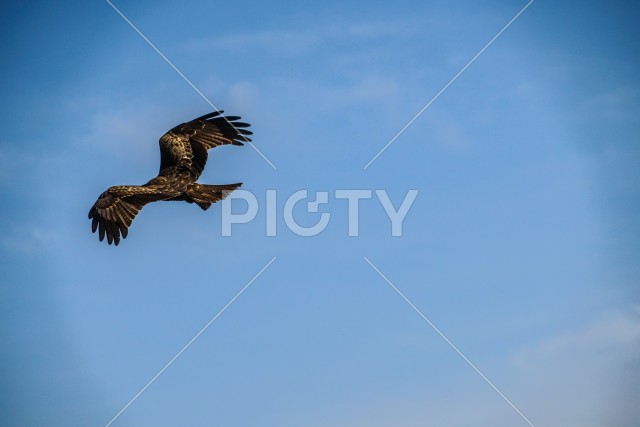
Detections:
88,111,251,245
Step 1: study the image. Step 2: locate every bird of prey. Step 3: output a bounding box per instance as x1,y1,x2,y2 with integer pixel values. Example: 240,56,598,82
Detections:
88,111,252,245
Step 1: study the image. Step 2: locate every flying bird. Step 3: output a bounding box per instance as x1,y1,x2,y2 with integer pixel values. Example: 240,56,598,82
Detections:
88,111,252,245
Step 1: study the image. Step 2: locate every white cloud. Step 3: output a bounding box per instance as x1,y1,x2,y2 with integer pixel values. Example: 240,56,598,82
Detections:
1,224,60,254
227,82,260,112
302,75,400,108
185,20,420,54
423,112,472,152
82,109,159,160
508,309,640,426
279,310,640,427
511,308,640,369
580,86,640,122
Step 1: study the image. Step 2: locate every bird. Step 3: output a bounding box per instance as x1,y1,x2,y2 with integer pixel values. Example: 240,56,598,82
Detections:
88,111,252,246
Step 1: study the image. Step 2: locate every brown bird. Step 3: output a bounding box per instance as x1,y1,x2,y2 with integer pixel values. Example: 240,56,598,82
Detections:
88,111,251,245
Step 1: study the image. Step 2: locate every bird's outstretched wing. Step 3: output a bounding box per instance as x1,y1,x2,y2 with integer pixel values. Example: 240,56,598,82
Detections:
158,111,252,180
88,186,173,246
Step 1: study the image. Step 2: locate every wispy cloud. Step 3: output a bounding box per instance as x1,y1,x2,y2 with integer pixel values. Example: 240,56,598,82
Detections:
284,309,640,427
580,85,640,121
422,111,472,152
509,308,640,426
184,20,421,53
511,308,640,369
227,81,260,112
299,75,400,109
1,224,59,254
78,107,163,162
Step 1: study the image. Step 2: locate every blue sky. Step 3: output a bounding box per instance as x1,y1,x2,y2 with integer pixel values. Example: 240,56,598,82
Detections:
1,1,639,426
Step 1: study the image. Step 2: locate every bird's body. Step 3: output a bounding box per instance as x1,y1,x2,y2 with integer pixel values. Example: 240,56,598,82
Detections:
88,111,251,245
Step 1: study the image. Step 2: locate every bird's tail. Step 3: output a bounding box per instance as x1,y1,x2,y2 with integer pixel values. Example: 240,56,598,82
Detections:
185,183,242,210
